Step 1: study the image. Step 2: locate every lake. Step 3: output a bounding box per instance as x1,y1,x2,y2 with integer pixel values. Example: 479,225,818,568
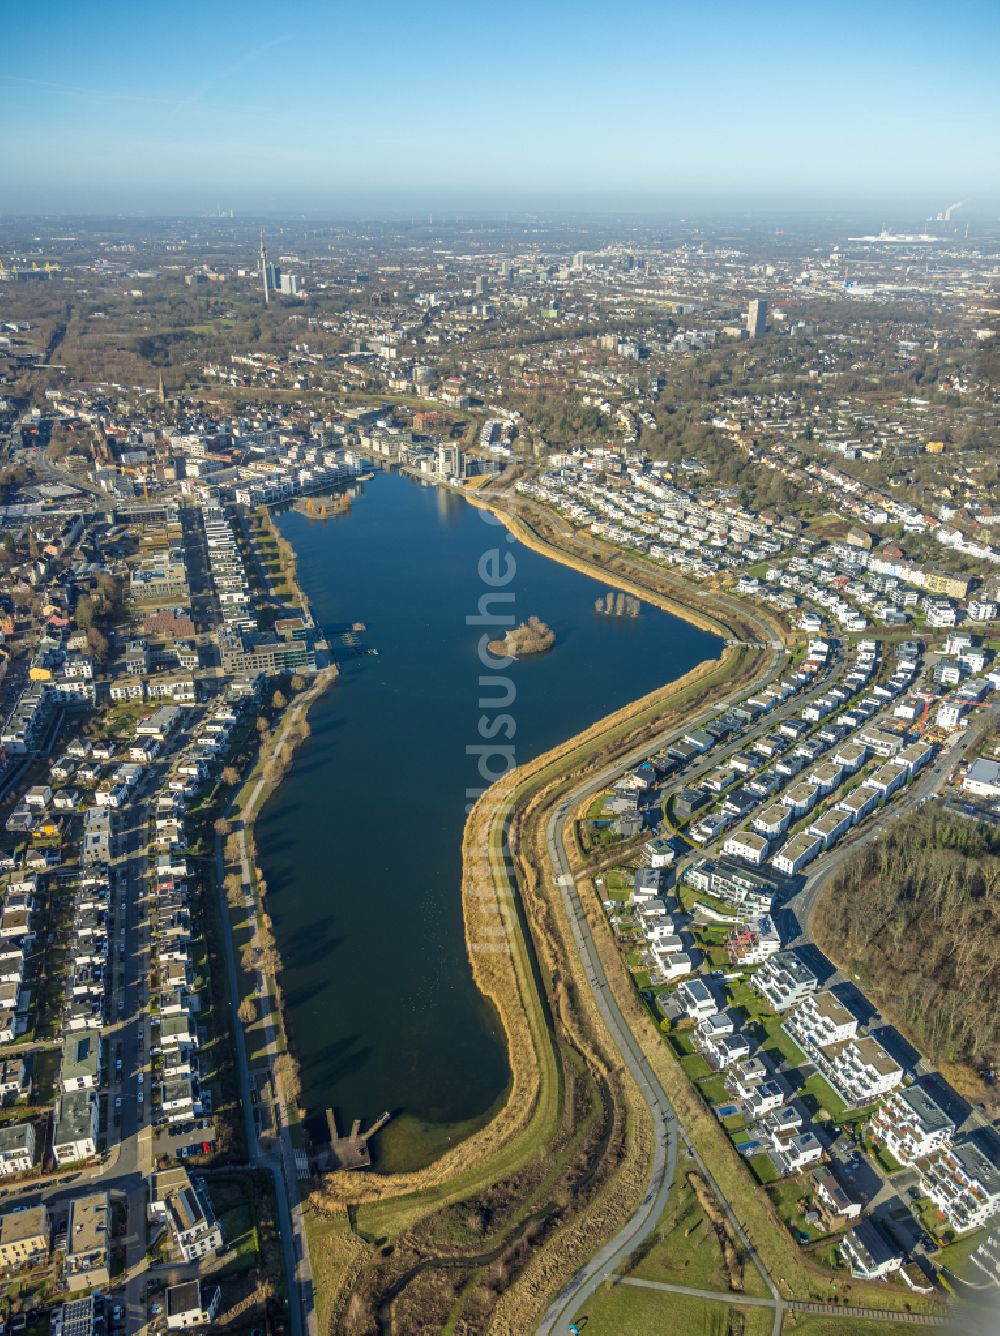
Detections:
256,471,722,1168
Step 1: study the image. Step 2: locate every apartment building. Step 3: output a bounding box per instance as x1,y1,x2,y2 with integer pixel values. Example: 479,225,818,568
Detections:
64,1191,110,1291
817,1036,903,1108
0,1121,35,1176
149,1168,223,1262
784,990,859,1054
755,951,819,1011
0,1204,49,1273
870,1086,954,1165
919,1140,1000,1234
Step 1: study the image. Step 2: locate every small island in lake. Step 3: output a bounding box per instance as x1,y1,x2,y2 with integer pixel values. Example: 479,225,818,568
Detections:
488,615,556,658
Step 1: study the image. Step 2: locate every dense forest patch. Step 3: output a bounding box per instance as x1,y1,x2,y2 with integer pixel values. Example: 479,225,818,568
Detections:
814,803,999,1100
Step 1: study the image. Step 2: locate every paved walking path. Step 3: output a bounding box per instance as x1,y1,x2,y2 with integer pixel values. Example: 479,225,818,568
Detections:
618,1276,948,1324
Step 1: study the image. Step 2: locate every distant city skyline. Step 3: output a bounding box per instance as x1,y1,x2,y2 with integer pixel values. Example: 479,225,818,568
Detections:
3,0,999,215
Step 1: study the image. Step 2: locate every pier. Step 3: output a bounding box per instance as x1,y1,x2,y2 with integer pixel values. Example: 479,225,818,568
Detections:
323,1108,392,1170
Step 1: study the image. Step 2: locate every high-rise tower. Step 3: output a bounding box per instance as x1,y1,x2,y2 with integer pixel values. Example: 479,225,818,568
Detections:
259,230,270,305
747,298,767,338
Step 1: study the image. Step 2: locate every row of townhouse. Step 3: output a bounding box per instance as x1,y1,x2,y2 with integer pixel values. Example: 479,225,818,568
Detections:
685,657,848,847
52,868,112,1166
0,872,35,1044
144,700,260,1127
51,692,223,1168
749,653,939,877
200,499,256,634
516,464,789,581
689,641,888,867
151,851,204,1128
634,889,694,985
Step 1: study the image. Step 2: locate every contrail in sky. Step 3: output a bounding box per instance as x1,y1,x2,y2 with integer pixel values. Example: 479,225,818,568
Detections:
167,36,292,122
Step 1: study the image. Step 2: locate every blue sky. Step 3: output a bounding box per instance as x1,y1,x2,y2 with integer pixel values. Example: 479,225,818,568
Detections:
3,0,998,214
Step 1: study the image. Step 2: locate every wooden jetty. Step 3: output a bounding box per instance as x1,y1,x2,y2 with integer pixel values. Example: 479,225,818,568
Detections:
324,1108,392,1171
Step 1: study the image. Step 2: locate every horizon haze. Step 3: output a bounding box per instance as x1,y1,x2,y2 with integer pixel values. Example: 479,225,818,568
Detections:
2,0,999,216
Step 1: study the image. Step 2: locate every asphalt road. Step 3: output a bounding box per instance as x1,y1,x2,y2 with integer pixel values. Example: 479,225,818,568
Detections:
537,635,785,1335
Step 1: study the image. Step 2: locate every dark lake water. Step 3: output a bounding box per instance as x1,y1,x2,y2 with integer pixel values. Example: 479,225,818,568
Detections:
256,471,722,1168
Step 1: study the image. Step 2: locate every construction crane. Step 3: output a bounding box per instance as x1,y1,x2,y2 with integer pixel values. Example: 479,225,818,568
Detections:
912,688,991,736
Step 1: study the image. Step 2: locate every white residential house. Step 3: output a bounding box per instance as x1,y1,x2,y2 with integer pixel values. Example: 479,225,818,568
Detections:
870,1086,954,1165
964,759,1000,799
0,1122,35,1176
52,1091,98,1165
677,978,717,1021
149,1169,224,1262
166,1280,221,1330
836,784,882,826
936,700,967,731
744,1080,785,1118
753,804,791,838
755,951,819,1011
723,830,769,865
772,831,822,876
919,1141,1000,1234
817,1036,903,1108
774,1131,824,1175
868,761,908,799
841,1220,903,1279
784,991,859,1055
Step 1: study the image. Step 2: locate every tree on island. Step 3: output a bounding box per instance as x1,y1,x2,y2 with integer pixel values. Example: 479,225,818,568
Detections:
488,615,555,658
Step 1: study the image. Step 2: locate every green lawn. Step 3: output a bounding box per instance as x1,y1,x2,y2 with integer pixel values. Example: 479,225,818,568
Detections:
935,1226,986,1279
755,1012,808,1069
681,1052,713,1082
670,1028,697,1057
748,1153,780,1185
604,867,631,901
798,1070,851,1123
702,944,732,970
572,1282,772,1336
767,1177,815,1237
782,1317,926,1336
29,1047,61,1105
698,1073,731,1107
627,1163,733,1292
208,1176,259,1274
725,976,764,1016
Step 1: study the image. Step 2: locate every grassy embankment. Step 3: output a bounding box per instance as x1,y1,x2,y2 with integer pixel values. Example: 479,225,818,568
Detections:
464,489,772,643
